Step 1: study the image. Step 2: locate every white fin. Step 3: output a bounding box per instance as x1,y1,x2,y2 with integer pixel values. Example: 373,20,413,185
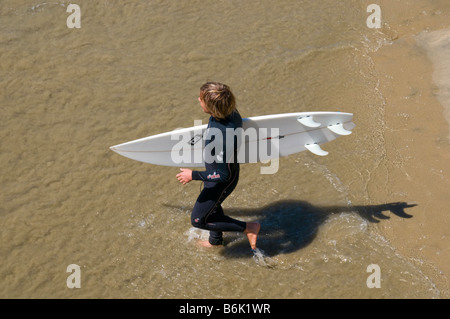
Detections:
297,116,321,128
327,123,352,135
305,143,329,156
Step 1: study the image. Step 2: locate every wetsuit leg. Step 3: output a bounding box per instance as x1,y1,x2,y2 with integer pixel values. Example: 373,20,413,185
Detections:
206,204,247,244
191,164,246,245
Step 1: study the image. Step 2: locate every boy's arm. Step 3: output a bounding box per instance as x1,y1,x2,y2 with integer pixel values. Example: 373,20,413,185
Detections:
192,161,230,183
175,165,230,185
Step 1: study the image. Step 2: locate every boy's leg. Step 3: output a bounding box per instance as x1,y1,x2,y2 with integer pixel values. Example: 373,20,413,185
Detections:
208,231,224,246
205,205,246,245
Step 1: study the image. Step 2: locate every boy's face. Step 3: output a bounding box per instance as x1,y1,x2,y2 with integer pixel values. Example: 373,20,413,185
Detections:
198,96,210,114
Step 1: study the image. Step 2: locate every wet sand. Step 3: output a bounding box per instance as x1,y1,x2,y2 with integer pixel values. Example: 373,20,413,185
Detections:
369,2,450,297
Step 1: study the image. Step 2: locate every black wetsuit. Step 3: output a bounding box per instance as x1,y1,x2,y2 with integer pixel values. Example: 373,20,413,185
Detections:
191,111,247,245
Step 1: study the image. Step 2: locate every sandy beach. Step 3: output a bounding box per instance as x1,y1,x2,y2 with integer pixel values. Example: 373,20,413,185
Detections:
369,2,450,297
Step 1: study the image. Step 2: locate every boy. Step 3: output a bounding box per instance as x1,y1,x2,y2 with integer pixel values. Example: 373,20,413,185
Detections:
176,82,260,251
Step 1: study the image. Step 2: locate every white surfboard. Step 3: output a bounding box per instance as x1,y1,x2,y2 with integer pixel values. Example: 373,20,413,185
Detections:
110,112,355,167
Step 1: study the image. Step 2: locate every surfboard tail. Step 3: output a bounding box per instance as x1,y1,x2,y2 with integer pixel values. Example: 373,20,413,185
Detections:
297,115,321,128
305,143,329,156
327,123,352,135
296,113,355,157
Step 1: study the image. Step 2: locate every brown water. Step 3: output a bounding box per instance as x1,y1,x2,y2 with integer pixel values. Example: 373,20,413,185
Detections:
1,0,449,298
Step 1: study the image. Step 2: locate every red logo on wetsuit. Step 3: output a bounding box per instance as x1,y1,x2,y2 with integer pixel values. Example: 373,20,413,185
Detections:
207,172,220,180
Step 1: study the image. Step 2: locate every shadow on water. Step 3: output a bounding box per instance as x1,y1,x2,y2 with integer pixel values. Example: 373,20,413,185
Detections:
165,200,416,258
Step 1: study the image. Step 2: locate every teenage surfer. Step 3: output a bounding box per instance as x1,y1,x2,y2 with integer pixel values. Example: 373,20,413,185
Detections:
176,82,260,251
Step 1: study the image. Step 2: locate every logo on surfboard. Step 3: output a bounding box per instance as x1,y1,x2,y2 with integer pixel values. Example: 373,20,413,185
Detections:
189,134,203,146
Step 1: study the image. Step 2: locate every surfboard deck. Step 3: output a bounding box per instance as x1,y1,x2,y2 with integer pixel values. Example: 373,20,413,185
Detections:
110,111,355,167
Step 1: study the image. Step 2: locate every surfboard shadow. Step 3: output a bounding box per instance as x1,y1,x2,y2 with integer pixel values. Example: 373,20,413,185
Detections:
219,200,416,258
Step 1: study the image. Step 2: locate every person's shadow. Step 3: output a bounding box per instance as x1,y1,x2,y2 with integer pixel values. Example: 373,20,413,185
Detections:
165,200,416,258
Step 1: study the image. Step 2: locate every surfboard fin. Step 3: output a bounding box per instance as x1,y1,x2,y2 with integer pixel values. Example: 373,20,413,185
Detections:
327,123,352,136
297,115,321,128
305,143,329,156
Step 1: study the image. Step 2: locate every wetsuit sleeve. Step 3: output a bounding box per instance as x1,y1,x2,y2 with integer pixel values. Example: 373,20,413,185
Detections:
191,130,231,183
191,162,230,183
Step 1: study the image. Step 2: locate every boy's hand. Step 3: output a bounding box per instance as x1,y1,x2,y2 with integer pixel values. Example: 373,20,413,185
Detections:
176,168,193,185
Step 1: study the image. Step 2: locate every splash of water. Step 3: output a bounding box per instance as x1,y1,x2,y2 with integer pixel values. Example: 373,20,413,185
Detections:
252,248,277,269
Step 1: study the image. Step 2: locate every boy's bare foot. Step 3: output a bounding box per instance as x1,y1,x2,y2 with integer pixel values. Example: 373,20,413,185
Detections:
244,222,260,250
196,239,222,248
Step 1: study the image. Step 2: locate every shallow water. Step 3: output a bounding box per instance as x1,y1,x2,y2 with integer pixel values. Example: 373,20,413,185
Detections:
1,0,447,298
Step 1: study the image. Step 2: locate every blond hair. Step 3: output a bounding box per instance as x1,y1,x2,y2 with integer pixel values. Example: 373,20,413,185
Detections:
199,82,236,120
